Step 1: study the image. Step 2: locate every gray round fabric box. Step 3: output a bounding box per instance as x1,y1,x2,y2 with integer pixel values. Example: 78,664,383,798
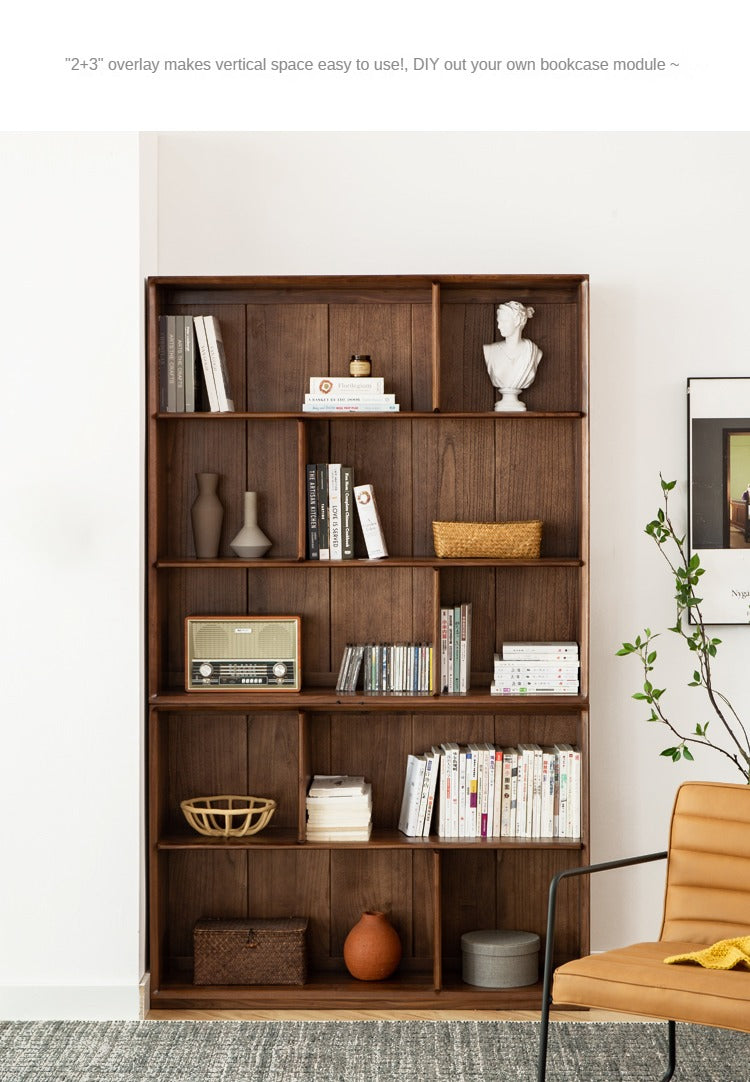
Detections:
461,929,540,988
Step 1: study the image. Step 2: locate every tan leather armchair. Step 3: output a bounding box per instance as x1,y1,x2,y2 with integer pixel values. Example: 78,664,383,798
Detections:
538,781,750,1081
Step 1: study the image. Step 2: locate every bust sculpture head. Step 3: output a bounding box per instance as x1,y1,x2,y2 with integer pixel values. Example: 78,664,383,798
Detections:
483,301,542,412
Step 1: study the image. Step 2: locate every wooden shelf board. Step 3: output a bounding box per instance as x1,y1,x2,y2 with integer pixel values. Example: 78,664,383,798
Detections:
149,973,547,1011
150,689,588,714
156,827,584,851
155,410,585,421
154,556,584,569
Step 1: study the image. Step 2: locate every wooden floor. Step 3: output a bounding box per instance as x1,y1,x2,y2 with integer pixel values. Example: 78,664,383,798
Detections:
147,1008,652,1021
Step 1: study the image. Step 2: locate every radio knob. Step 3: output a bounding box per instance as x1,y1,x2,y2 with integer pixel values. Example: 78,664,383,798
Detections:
272,662,287,678
199,663,213,677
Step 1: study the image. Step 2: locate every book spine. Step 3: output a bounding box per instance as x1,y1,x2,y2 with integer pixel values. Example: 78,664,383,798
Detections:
193,315,220,411
440,607,449,693
452,607,461,693
175,315,186,412
158,316,168,411
203,315,235,412
301,403,400,412
317,464,330,560
183,315,195,412
304,392,396,404
328,464,342,560
422,751,440,836
309,376,385,394
354,484,388,559
341,466,354,559
166,315,177,412
306,464,319,559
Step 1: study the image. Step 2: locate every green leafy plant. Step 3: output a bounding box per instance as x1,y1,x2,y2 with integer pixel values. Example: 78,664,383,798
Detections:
617,477,750,783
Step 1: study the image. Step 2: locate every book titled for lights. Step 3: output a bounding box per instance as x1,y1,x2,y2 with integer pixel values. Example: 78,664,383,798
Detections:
303,376,400,412
398,742,581,839
491,642,580,695
305,775,372,841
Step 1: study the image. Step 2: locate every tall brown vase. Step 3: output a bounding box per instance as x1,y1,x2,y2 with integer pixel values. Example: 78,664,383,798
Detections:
343,910,402,981
191,472,224,558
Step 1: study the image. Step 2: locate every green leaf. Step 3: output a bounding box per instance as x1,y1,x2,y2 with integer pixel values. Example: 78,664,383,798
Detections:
683,746,694,761
632,693,649,701
647,651,657,664
661,746,678,758
693,670,701,682
661,479,677,491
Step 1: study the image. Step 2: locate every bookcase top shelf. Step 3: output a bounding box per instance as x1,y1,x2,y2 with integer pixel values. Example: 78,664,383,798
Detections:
150,690,588,714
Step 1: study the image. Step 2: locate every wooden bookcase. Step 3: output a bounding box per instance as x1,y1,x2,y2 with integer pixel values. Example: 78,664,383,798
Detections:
146,274,589,1010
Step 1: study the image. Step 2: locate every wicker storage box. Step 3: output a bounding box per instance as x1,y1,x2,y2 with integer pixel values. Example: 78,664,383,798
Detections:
432,520,542,559
193,918,308,985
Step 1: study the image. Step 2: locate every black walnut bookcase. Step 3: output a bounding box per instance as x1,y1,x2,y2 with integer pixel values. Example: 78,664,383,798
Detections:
146,273,590,1010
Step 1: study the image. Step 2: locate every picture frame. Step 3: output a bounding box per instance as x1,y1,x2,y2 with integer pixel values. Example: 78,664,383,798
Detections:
688,376,750,624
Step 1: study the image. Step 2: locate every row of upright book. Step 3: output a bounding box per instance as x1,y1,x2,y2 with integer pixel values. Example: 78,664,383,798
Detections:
306,464,388,560
336,643,435,695
491,641,580,696
158,314,234,413
303,376,400,412
399,742,581,839
439,604,472,694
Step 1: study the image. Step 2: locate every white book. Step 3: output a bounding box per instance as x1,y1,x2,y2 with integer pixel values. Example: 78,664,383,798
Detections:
541,748,556,838
415,753,435,834
328,464,343,560
458,746,468,837
308,775,367,797
530,744,543,839
422,750,440,836
568,746,582,838
517,744,538,839
464,745,477,836
554,744,571,838
431,746,446,837
193,315,220,412
500,749,515,836
309,376,385,394
491,746,503,837
502,642,579,656
354,484,388,559
202,315,235,411
304,392,396,405
459,602,472,693
398,755,426,836
302,402,400,412
479,743,492,838
440,742,460,837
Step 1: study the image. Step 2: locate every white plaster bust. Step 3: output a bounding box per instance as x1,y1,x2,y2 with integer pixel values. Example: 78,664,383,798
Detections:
483,301,542,411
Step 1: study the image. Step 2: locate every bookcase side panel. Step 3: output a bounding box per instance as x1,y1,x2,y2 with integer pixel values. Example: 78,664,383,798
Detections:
246,303,328,412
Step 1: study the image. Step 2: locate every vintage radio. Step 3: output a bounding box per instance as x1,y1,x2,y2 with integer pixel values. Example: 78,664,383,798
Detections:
185,616,301,692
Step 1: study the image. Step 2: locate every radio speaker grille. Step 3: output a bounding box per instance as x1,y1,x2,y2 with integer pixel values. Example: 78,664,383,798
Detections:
190,619,298,660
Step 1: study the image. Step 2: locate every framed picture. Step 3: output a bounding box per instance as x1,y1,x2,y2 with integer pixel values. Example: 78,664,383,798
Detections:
688,376,750,623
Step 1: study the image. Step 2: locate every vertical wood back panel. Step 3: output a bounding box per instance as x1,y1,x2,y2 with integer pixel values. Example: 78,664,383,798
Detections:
246,304,328,412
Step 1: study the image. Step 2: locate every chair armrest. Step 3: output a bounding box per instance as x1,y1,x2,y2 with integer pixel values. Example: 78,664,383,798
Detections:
540,850,667,1009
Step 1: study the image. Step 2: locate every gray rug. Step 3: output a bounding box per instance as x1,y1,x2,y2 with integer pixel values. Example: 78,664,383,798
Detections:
1,1020,749,1081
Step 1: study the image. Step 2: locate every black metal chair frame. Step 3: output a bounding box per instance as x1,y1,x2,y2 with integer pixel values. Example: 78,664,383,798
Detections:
537,850,670,1082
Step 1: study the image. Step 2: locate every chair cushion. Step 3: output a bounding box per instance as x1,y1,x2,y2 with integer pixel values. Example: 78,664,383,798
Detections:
553,941,750,1032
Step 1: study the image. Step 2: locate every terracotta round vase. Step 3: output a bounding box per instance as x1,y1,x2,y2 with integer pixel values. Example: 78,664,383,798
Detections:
343,910,402,981
191,472,224,558
230,491,272,558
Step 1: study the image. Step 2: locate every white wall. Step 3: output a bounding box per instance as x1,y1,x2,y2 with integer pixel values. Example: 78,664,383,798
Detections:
0,134,153,1019
157,132,750,949
1,131,748,1020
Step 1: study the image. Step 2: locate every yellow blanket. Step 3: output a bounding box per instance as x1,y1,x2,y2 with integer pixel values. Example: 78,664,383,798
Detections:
664,936,750,970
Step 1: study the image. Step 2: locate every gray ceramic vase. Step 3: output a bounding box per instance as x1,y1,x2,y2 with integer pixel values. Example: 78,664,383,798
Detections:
230,491,272,558
191,472,224,559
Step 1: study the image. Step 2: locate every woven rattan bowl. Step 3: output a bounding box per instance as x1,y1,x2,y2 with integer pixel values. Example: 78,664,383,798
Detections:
432,519,542,559
181,795,277,838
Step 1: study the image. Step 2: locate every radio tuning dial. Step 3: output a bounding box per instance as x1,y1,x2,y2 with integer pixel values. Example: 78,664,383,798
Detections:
272,662,287,678
199,663,213,677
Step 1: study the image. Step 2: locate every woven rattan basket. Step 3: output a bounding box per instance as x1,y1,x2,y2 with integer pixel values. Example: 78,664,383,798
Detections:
181,795,276,838
432,519,542,559
194,917,308,985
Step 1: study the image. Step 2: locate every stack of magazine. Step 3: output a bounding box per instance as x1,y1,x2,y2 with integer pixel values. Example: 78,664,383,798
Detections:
305,775,372,841
491,642,580,695
302,376,399,412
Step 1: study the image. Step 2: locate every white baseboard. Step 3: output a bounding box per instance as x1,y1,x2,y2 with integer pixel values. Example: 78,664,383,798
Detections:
0,984,142,1021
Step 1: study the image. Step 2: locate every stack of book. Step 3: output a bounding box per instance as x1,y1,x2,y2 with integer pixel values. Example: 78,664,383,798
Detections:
335,642,434,695
439,603,472,693
158,314,234,413
306,467,388,560
305,775,372,841
416,742,581,840
398,751,440,836
490,641,580,695
303,377,400,412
